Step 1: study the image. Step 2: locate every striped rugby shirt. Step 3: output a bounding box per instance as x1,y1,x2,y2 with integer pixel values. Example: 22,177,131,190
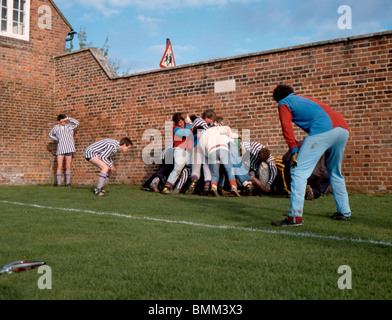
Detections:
84,139,120,168
191,117,210,147
49,117,79,155
241,141,277,186
273,155,290,194
191,117,210,130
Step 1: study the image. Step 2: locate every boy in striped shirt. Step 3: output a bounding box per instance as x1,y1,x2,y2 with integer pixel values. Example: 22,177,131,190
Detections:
84,138,133,196
49,114,79,187
241,141,278,193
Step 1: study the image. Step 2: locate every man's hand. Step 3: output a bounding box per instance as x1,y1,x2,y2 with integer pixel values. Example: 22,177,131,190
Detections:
264,184,271,193
290,152,298,168
110,167,116,173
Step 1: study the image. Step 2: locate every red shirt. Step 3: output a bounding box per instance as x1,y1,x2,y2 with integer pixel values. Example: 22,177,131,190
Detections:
173,124,193,151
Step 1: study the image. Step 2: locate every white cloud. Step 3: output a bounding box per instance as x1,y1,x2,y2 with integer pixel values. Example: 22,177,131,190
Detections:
73,0,119,17
233,48,251,54
148,44,167,54
135,15,165,37
175,44,198,52
137,15,164,24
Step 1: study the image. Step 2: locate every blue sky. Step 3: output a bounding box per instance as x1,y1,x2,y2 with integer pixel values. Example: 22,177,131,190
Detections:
54,0,392,75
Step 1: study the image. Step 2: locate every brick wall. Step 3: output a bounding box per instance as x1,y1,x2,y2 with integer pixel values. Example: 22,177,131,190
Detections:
0,0,71,185
53,31,392,194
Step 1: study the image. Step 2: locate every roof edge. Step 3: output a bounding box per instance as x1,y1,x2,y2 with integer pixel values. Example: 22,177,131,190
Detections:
54,47,118,79
54,30,392,80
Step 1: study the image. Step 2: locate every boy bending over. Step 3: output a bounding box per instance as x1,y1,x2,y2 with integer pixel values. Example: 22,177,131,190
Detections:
84,138,133,196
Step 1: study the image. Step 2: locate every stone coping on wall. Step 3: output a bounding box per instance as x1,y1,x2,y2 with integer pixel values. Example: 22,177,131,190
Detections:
54,30,392,80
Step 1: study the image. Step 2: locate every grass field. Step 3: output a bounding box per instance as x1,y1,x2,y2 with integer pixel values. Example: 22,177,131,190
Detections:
0,185,391,300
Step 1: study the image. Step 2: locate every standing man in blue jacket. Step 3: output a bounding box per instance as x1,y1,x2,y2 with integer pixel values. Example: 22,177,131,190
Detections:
271,84,351,227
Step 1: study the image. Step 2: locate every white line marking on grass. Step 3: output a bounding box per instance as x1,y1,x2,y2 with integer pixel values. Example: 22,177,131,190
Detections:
1,200,391,247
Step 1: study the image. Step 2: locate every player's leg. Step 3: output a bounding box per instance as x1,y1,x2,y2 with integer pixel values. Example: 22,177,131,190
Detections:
325,127,351,219
187,148,202,194
201,163,212,195
209,161,220,197
289,136,326,222
56,155,65,186
163,148,187,194
219,149,240,197
88,157,110,195
175,166,191,193
150,163,173,192
65,154,72,186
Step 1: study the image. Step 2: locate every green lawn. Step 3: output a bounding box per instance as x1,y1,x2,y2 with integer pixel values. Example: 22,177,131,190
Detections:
0,185,391,300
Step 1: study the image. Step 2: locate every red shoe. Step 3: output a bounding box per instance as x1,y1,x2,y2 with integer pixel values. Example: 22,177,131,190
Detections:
272,216,303,227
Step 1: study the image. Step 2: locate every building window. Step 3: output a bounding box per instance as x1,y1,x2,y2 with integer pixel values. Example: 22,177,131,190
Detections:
0,0,30,41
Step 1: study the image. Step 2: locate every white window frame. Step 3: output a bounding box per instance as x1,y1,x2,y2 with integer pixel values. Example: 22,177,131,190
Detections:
0,0,30,41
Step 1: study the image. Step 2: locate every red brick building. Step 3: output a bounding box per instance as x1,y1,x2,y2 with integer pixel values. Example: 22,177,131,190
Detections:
1,0,392,193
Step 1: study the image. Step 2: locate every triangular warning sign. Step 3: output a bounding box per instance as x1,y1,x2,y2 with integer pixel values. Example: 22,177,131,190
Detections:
160,40,176,68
